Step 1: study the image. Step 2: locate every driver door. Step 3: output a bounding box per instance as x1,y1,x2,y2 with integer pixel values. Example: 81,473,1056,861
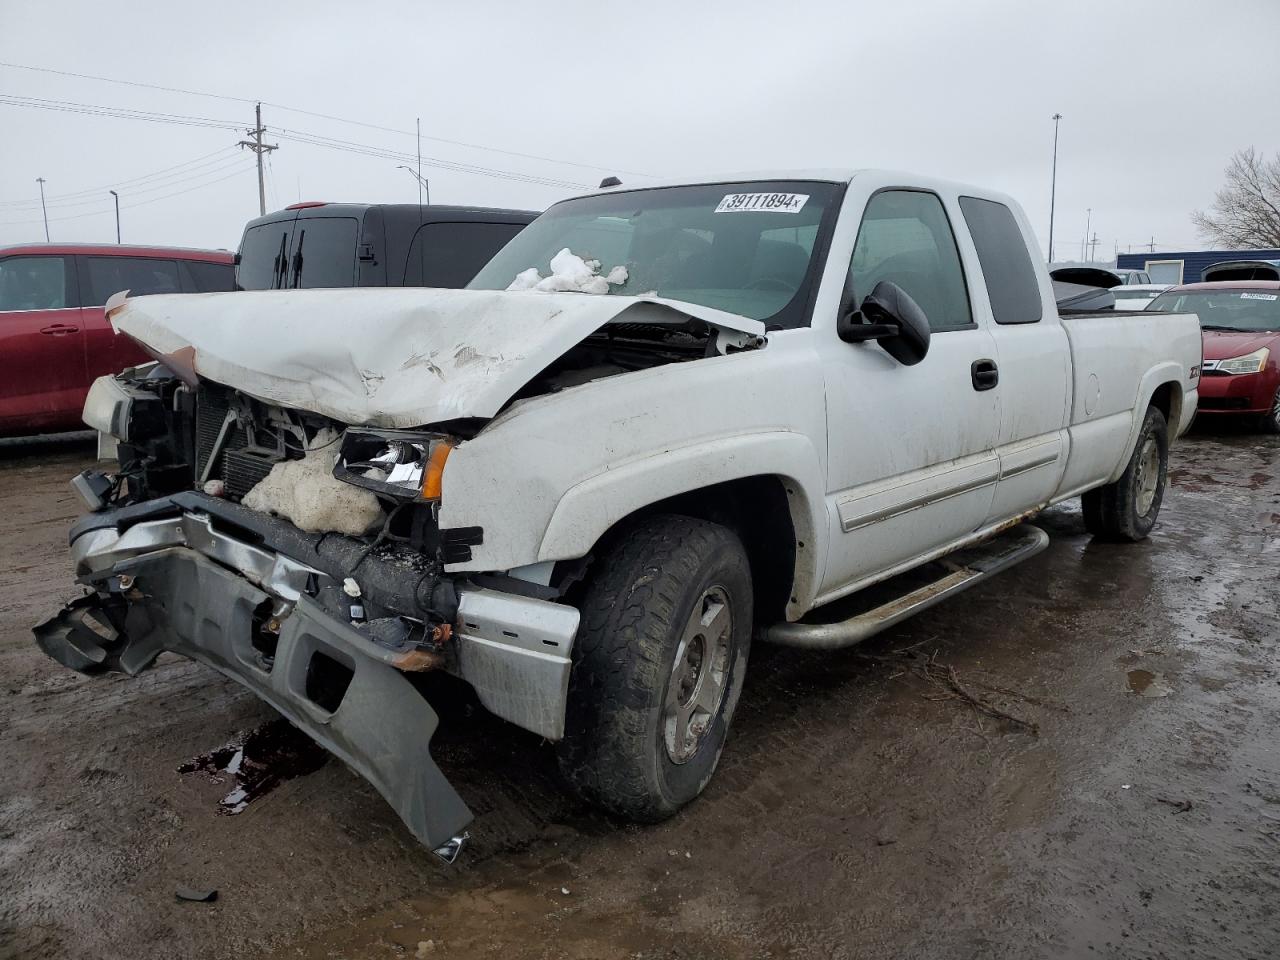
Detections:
819,189,1001,598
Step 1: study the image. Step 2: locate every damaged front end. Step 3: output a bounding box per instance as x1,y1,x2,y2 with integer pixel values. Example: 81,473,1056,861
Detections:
40,364,579,859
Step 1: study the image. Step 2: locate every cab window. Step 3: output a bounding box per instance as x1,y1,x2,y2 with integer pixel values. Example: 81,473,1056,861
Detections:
848,190,973,332
958,196,1043,324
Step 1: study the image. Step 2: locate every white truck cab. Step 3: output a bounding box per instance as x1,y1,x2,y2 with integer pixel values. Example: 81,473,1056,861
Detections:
43,169,1201,858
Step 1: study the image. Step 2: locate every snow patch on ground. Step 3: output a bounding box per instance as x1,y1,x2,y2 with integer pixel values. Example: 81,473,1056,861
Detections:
507,248,628,294
242,428,383,536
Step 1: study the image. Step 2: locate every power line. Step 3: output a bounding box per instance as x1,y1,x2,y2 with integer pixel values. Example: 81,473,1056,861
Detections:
0,59,653,178
271,126,590,190
0,163,256,227
0,93,243,130
1,93,593,193
0,148,244,209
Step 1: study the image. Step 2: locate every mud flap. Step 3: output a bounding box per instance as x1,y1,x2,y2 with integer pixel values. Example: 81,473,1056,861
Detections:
34,549,474,853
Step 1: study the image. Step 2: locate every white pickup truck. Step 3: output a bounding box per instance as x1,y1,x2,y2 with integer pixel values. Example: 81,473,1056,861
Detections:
37,169,1201,860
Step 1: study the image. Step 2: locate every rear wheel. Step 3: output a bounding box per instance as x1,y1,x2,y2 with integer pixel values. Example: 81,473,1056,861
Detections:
1081,406,1169,541
557,515,752,822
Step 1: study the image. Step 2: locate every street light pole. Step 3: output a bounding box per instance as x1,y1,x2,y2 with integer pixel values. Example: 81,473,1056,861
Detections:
1048,113,1062,262
396,165,431,205
109,190,121,243
36,177,49,241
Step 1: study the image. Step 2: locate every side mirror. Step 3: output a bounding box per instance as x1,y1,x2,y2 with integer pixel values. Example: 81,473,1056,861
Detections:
837,280,931,366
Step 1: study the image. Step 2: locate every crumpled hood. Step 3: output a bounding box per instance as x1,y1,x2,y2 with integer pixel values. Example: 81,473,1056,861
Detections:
109,288,766,427
1201,329,1280,361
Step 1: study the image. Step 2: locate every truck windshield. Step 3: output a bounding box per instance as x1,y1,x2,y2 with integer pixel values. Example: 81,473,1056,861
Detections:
1148,289,1280,331
468,180,844,328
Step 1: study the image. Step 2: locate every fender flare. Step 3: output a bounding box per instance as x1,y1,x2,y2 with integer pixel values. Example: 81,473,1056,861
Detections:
1108,363,1186,483
537,430,827,615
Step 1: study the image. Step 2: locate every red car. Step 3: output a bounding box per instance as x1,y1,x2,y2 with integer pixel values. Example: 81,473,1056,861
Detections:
0,243,233,437
1148,281,1280,433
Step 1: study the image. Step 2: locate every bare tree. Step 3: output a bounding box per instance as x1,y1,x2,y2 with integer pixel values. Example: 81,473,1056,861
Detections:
1192,149,1280,248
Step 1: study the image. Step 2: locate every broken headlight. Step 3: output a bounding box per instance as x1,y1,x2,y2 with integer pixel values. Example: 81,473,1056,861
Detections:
333,429,454,501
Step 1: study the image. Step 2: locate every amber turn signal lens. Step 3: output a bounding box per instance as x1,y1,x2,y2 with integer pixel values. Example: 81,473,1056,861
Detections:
420,441,454,501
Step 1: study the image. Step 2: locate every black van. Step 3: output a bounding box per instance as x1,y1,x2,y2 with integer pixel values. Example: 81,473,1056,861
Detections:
235,202,539,291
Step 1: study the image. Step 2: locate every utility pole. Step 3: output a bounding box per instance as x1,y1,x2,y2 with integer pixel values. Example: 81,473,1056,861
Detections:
238,103,277,216
1083,208,1092,261
109,190,121,243
36,177,49,241
1048,113,1062,262
1147,236,1156,253
1089,233,1100,261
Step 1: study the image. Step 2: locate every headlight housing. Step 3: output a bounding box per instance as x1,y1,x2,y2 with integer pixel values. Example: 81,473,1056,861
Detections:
1216,347,1269,375
333,429,455,501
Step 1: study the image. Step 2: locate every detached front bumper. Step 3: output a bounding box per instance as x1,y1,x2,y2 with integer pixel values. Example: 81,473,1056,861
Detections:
34,492,579,858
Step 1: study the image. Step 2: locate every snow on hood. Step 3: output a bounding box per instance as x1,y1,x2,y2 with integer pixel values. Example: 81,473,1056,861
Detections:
507,248,630,294
109,288,766,428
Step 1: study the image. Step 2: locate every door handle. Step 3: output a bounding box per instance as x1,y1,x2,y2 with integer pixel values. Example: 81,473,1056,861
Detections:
971,358,999,391
39,323,80,335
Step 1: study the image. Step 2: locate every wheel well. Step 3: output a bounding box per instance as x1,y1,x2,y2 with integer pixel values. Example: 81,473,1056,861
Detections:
563,475,798,623
1149,381,1180,434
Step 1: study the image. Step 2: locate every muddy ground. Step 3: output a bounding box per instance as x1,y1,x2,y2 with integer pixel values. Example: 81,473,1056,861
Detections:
1,425,1277,960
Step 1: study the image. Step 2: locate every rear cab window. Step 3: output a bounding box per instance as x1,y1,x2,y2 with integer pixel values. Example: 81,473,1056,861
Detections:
958,197,1043,324
0,256,71,311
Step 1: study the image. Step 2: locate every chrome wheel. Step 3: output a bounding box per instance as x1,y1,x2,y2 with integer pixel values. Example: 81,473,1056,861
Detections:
663,586,732,764
1135,435,1161,516
1271,389,1280,428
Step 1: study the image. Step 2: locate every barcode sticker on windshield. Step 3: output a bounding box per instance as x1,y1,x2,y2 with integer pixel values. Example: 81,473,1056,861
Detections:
1240,292,1278,301
715,192,809,214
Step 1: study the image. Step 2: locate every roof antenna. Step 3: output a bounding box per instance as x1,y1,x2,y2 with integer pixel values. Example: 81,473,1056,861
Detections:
599,176,622,189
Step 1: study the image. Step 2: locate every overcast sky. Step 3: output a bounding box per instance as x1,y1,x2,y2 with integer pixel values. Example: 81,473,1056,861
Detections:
1,0,1275,261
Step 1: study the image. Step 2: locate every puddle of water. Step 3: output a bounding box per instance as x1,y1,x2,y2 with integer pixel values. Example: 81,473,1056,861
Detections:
178,717,329,814
1127,669,1173,698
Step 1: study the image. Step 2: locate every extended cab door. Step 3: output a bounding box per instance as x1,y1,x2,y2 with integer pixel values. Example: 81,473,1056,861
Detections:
956,196,1070,521
819,188,1001,597
0,253,89,435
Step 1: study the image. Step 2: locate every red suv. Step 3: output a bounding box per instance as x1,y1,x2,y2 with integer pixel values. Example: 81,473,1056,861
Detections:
0,243,233,437
1148,281,1280,432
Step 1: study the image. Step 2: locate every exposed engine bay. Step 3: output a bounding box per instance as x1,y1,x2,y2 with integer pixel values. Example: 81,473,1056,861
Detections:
40,285,769,857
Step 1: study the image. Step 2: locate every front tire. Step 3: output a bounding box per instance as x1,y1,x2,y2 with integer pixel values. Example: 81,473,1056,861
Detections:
557,515,752,822
1081,405,1169,541
1258,387,1280,435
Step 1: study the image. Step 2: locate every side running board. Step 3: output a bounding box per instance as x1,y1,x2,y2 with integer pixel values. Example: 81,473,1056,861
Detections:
763,523,1050,650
